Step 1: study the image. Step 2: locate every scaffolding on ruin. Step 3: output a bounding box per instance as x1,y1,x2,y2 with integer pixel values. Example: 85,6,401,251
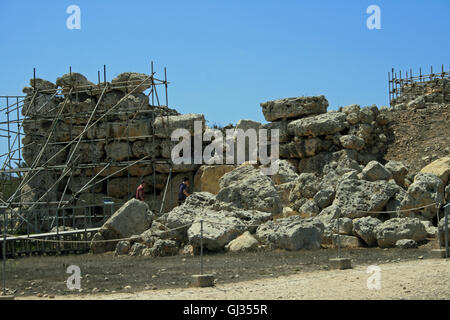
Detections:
0,62,178,238
388,64,450,106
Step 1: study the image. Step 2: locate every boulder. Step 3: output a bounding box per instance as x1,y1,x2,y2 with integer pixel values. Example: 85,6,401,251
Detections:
30,78,57,93
260,95,328,122
56,72,95,92
147,239,179,257
111,72,151,93
105,142,132,162
153,113,205,138
385,161,408,187
420,157,450,184
270,159,299,185
90,199,154,253
329,217,353,235
260,120,290,143
339,135,365,151
333,179,398,218
374,217,428,248
255,216,324,250
298,200,320,217
395,239,417,249
287,112,347,137
352,216,382,246
217,165,281,214
400,173,444,219
187,212,246,251
362,161,393,181
313,188,335,209
224,231,259,252
289,173,321,200
420,220,437,238
332,234,362,248
193,165,237,194
115,240,131,256
129,242,147,256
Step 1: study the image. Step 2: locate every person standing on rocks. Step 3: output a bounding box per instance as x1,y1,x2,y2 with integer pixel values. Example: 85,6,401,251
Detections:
178,177,191,205
136,181,146,201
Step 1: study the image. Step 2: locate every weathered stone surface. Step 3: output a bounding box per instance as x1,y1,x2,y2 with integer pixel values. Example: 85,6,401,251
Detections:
107,177,140,198
111,72,151,93
333,179,398,218
153,113,205,138
188,212,246,251
90,199,154,254
298,200,320,217
260,95,328,122
276,182,295,208
400,173,444,219
313,188,335,209
30,78,57,92
115,240,131,256
193,165,237,194
332,234,362,248
105,142,132,162
107,120,151,138
420,157,450,185
329,217,353,235
421,220,437,238
289,173,321,203
395,239,417,249
260,120,290,143
385,161,408,187
287,112,347,137
270,160,299,185
217,165,281,214
56,73,95,91
132,140,160,159
339,135,365,150
129,242,147,256
279,139,332,159
362,161,393,181
374,217,428,248
352,216,382,246
255,216,324,250
147,239,179,257
224,231,259,252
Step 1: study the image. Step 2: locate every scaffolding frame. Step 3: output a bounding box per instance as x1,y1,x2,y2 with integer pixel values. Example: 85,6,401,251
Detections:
0,62,177,238
388,64,450,106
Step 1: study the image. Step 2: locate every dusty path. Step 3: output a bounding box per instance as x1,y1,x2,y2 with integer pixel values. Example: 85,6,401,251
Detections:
20,258,449,300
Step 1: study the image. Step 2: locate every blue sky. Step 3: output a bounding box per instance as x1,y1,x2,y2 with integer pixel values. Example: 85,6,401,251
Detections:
0,0,449,130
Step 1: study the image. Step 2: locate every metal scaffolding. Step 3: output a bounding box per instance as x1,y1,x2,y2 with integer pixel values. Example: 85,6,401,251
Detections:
0,62,178,241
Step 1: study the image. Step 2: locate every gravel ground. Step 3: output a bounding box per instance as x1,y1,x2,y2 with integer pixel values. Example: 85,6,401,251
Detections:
3,241,448,299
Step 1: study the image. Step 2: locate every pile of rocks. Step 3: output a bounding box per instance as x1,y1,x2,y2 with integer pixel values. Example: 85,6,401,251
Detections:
390,78,450,108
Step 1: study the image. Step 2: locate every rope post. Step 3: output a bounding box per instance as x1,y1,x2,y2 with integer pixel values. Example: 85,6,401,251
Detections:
337,214,341,259
200,219,204,275
2,206,7,296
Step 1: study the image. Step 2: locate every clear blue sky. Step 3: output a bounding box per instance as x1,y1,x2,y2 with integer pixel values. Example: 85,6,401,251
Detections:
0,0,449,129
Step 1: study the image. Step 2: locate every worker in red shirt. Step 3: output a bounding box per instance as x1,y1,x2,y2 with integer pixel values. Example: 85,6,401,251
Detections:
136,181,146,201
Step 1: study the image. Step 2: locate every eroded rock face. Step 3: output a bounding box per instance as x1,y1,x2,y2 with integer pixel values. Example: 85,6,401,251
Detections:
225,231,259,252
420,157,450,185
217,165,281,214
260,95,328,122
400,173,444,219
255,216,324,250
90,199,154,254
374,217,427,248
385,161,408,187
153,113,205,138
352,216,382,246
333,179,398,218
362,161,393,181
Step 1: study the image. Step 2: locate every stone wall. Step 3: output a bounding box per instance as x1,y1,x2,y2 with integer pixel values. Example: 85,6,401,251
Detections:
20,72,202,215
391,78,449,107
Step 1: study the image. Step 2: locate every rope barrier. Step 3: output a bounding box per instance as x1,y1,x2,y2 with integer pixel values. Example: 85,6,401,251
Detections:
1,202,444,244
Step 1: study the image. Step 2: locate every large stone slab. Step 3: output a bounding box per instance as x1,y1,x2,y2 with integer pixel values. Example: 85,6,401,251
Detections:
153,113,205,138
260,96,328,122
333,179,398,218
287,112,347,137
374,217,427,248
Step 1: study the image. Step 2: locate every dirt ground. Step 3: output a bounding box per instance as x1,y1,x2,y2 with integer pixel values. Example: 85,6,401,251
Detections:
2,241,448,300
